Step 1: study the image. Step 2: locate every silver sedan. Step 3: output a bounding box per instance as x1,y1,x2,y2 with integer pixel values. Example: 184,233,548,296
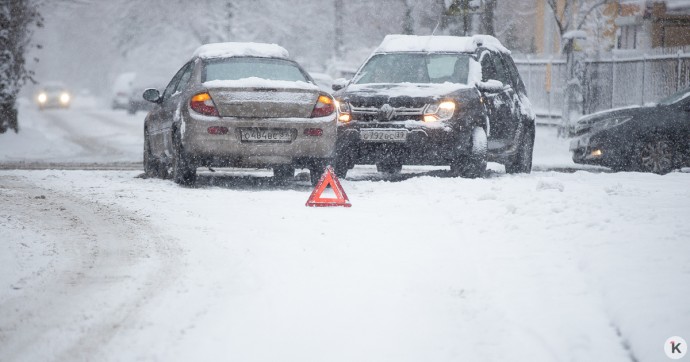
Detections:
142,42,337,185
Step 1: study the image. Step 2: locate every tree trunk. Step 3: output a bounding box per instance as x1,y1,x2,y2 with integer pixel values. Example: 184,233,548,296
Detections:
0,101,19,134
481,0,495,36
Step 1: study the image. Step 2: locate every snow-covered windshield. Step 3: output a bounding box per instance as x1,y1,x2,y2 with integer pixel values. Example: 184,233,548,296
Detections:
203,58,308,83
658,86,690,105
354,53,471,85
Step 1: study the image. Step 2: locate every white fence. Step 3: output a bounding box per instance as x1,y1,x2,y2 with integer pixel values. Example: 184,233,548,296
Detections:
514,49,690,123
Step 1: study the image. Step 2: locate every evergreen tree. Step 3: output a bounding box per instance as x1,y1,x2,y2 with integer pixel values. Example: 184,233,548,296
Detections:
0,0,43,133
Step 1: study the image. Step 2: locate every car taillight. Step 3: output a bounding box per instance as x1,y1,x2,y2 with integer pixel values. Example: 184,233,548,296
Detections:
190,92,220,117
304,128,323,136
311,94,335,118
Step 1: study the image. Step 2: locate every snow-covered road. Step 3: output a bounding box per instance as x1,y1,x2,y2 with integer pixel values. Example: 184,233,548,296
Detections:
1,101,689,361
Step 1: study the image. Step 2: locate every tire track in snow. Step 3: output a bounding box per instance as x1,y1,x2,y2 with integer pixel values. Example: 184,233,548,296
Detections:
0,176,183,361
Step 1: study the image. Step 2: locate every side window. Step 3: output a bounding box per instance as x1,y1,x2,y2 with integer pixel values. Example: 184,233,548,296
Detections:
480,52,497,82
175,63,194,94
162,63,189,100
491,55,512,88
502,55,526,93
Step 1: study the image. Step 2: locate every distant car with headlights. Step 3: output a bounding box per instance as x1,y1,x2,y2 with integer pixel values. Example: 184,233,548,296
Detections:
142,42,337,185
332,34,535,178
570,86,690,174
35,82,71,110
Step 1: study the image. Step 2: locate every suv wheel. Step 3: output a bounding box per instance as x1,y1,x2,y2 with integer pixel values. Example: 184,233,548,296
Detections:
273,165,295,181
450,127,487,178
172,129,197,185
505,123,535,174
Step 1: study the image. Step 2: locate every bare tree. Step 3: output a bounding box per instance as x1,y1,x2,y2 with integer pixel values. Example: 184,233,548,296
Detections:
0,0,43,133
545,0,611,43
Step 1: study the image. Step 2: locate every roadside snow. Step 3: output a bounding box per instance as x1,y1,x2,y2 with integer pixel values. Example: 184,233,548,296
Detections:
1,168,688,361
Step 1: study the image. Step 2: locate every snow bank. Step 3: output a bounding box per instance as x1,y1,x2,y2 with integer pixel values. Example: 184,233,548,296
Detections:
376,34,509,54
203,78,319,91
193,42,290,60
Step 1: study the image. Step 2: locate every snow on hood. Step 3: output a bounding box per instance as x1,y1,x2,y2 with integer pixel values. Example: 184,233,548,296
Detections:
203,77,319,91
346,82,474,99
375,34,510,54
193,42,290,60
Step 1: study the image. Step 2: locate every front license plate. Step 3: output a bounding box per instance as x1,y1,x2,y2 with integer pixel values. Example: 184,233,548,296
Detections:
360,129,408,142
240,128,293,143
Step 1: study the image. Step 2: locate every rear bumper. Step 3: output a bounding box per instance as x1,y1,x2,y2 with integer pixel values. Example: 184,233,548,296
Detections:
182,114,337,167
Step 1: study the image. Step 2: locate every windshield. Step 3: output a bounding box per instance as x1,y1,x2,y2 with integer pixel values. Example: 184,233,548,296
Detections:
658,86,690,105
203,57,308,83
354,53,471,85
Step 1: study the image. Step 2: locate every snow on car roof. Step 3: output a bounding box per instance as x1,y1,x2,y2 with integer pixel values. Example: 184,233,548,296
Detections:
203,77,319,91
193,42,290,60
375,34,510,54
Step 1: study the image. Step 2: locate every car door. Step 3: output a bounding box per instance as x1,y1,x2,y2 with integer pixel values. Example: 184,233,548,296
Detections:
160,62,194,157
149,62,192,158
478,50,517,148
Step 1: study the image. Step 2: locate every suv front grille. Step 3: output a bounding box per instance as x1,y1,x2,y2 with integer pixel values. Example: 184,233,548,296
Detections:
351,105,426,122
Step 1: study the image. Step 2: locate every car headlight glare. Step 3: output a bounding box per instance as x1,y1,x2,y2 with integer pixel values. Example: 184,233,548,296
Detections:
60,93,70,104
424,101,456,122
336,99,352,123
37,93,47,103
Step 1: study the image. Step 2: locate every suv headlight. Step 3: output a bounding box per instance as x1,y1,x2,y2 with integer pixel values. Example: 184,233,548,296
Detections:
335,99,351,123
424,101,456,122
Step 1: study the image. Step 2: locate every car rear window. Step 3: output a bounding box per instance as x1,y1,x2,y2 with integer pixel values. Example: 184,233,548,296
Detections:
354,53,471,84
203,58,308,83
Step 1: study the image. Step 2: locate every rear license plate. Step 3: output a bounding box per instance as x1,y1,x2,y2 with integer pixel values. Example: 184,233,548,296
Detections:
360,129,408,142
239,128,293,143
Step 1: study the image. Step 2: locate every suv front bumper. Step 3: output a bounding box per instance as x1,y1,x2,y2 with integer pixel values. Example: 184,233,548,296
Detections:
337,122,472,165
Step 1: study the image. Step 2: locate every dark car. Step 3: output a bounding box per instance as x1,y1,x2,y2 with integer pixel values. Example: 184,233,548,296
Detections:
142,42,337,186
570,86,690,174
35,82,71,110
332,34,536,178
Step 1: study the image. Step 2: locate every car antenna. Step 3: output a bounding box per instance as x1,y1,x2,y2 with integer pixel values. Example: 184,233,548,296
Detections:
431,19,441,36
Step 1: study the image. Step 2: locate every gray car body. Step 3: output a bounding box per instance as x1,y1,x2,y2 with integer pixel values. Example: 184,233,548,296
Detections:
144,55,337,171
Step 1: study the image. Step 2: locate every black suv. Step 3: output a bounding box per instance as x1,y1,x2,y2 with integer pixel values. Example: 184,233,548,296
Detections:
332,34,535,178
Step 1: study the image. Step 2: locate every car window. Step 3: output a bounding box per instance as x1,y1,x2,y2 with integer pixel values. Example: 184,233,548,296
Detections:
354,53,471,84
203,58,307,82
658,86,690,106
175,63,193,94
501,55,525,92
162,63,190,100
480,52,498,82
491,55,512,88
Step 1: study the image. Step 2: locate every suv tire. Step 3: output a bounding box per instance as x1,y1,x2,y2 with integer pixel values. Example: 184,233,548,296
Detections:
451,127,487,178
505,123,535,174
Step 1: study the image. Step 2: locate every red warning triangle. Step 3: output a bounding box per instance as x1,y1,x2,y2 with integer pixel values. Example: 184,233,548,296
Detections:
306,166,351,207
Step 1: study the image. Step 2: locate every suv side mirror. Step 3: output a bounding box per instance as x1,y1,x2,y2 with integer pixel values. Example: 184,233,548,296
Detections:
142,88,161,103
332,78,348,92
476,80,504,93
